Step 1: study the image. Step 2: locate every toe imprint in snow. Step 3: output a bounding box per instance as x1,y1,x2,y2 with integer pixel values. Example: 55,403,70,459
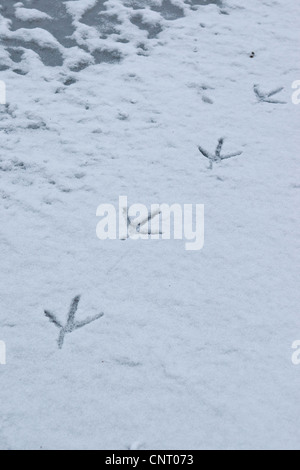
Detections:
198,138,243,170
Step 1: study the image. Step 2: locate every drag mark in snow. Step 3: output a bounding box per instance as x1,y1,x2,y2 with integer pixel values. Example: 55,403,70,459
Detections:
198,138,243,170
44,295,104,349
253,85,286,104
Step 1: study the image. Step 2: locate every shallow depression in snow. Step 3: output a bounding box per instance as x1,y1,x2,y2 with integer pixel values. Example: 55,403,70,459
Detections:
0,0,223,71
0,0,298,452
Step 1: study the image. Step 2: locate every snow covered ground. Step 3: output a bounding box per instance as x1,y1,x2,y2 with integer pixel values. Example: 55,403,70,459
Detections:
0,0,299,450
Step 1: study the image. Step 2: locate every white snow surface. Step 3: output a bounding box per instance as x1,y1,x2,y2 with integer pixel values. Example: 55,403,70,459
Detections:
0,0,299,450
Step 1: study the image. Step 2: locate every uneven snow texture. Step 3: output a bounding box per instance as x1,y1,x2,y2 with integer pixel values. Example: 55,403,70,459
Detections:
0,0,299,450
